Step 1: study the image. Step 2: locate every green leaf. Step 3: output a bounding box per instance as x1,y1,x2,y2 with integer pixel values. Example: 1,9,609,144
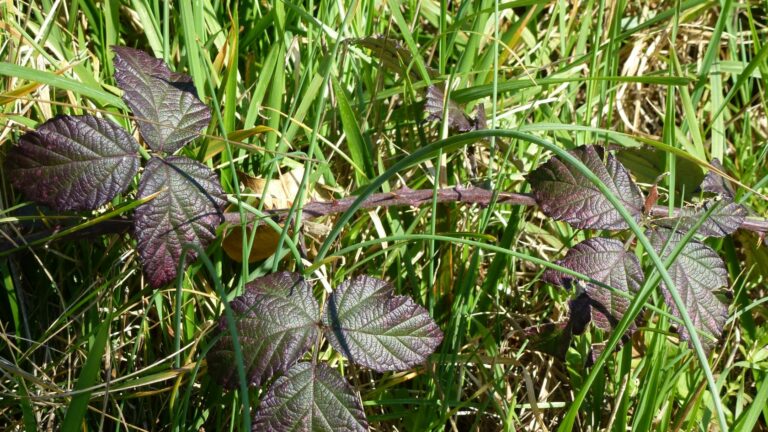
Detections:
332,77,374,186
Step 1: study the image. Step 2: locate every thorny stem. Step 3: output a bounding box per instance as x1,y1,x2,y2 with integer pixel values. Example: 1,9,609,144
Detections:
2,186,767,253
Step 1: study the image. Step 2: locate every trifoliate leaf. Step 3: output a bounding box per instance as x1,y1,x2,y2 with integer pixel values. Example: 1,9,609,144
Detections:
323,276,443,372
112,46,210,153
527,145,643,230
656,198,747,237
543,238,643,332
134,156,224,287
207,272,320,389
5,115,139,211
253,362,367,432
649,228,729,352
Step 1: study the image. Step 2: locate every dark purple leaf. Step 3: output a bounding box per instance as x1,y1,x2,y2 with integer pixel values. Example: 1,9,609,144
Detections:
518,322,570,359
700,159,735,198
207,272,320,389
253,362,367,432
134,156,224,287
517,295,592,360
474,102,487,130
351,36,437,80
112,46,210,153
5,115,139,211
588,342,607,366
567,293,593,336
649,228,729,352
543,238,643,332
527,145,644,230
323,275,443,372
657,198,747,237
424,85,474,132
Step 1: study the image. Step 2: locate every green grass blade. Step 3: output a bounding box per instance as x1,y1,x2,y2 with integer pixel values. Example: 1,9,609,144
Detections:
451,75,692,103
710,40,768,128
734,373,768,431
332,76,374,185
60,316,111,431
0,62,125,108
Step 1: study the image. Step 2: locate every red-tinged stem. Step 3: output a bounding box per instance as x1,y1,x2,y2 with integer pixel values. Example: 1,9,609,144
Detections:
3,187,767,254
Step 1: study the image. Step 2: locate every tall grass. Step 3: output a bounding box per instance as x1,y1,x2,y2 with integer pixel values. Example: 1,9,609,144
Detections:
1,0,767,431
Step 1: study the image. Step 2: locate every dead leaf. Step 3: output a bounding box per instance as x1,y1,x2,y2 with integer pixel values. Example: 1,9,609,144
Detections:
222,224,281,263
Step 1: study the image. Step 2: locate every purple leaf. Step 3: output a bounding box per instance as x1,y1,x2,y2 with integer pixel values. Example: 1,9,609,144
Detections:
649,228,729,352
700,159,735,199
543,238,643,332
253,362,367,432
517,295,593,360
207,272,320,389
518,322,570,359
656,198,747,237
112,46,210,153
323,275,443,372
352,36,437,80
527,145,644,230
474,102,487,130
424,85,474,132
134,156,224,287
567,293,594,336
5,115,139,211
589,342,608,366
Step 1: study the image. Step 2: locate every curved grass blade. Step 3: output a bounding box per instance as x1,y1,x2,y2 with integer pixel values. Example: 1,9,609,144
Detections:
0,62,126,108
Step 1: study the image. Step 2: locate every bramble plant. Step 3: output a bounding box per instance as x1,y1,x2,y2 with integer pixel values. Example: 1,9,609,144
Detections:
527,145,742,360
4,43,766,431
5,46,222,288
358,35,749,361
3,47,446,431
206,272,443,431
